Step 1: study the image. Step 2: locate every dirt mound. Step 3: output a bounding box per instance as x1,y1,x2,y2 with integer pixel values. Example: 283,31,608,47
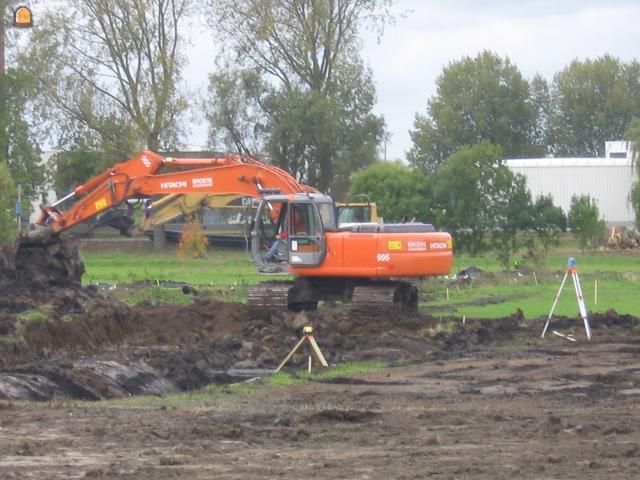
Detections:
0,294,537,401
0,231,84,289
0,274,638,401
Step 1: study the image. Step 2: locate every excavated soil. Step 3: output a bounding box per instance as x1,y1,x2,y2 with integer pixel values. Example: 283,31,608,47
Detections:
1,236,640,478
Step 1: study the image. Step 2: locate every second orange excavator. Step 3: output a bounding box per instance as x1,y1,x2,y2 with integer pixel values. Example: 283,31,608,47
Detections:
36,151,453,311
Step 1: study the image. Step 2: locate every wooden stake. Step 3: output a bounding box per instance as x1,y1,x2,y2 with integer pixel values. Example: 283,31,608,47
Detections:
446,287,450,300
533,271,538,286
594,280,598,305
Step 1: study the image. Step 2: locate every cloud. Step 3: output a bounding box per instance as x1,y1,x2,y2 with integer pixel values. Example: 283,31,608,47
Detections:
185,0,640,161
362,0,640,160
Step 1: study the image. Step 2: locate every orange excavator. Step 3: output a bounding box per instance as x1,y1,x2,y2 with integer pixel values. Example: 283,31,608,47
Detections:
36,151,453,310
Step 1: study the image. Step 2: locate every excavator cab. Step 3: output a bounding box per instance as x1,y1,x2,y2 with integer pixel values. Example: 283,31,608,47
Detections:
251,193,335,268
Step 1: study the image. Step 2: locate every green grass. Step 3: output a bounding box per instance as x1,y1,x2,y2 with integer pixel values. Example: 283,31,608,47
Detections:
82,247,270,286
17,310,48,322
81,242,640,318
423,269,640,318
125,286,193,306
310,361,384,380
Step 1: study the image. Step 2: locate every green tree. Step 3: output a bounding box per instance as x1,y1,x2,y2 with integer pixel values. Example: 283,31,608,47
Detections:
0,69,45,200
408,51,542,172
49,151,103,195
491,173,534,271
530,74,551,151
205,70,269,155
203,0,389,194
631,183,640,228
21,0,191,153
568,194,606,251
349,162,433,223
531,194,566,253
547,55,640,156
432,142,508,255
47,118,142,196
625,118,640,227
0,162,16,243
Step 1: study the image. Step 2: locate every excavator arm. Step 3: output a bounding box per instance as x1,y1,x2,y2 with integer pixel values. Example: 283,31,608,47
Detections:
37,151,313,233
141,193,247,230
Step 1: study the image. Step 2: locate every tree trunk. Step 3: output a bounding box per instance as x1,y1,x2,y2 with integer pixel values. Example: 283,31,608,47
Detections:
153,224,166,250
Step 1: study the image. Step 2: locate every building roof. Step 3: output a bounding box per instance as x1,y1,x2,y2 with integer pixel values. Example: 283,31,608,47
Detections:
504,157,633,168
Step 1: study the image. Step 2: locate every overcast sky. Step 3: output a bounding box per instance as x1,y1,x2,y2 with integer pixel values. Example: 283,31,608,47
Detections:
185,0,640,161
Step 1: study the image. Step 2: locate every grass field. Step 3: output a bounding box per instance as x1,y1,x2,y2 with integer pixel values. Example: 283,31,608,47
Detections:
81,243,640,318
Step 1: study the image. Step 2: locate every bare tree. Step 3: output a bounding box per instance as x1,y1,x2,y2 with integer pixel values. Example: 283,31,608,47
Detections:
203,0,392,192
23,0,191,153
206,0,391,93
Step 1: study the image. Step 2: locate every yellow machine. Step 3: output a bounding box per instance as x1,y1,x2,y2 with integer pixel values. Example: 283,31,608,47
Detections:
143,193,382,246
336,201,381,225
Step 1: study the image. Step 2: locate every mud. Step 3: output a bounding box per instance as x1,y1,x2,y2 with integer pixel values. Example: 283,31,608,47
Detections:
1,327,640,479
0,294,500,399
0,232,84,289
2,236,640,477
1,281,638,403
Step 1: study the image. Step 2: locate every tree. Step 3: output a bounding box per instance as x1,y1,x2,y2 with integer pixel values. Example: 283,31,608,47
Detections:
408,51,542,172
0,69,45,200
49,151,104,195
625,118,640,227
432,142,509,255
0,162,16,243
349,161,433,223
530,74,551,152
48,119,142,196
203,0,389,194
491,173,534,271
547,55,640,157
531,194,566,253
21,0,191,154
568,194,605,251
205,70,269,156
631,181,640,228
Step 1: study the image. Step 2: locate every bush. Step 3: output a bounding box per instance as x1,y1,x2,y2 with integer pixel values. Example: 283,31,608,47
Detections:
0,163,16,244
568,194,605,251
177,218,208,259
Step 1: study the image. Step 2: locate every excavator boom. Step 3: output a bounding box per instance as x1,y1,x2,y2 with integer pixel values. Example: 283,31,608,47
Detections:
37,151,312,233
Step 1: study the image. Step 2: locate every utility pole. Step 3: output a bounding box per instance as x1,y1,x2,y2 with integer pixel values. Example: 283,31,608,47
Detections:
0,0,5,76
16,183,21,232
0,0,8,165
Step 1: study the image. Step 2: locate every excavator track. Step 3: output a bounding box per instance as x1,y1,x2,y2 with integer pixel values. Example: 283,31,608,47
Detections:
351,282,418,311
247,282,291,310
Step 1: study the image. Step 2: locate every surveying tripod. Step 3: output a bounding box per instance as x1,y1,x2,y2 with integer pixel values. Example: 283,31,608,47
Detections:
541,257,591,340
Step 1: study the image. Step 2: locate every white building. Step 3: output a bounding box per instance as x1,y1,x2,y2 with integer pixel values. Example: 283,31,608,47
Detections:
505,141,636,227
